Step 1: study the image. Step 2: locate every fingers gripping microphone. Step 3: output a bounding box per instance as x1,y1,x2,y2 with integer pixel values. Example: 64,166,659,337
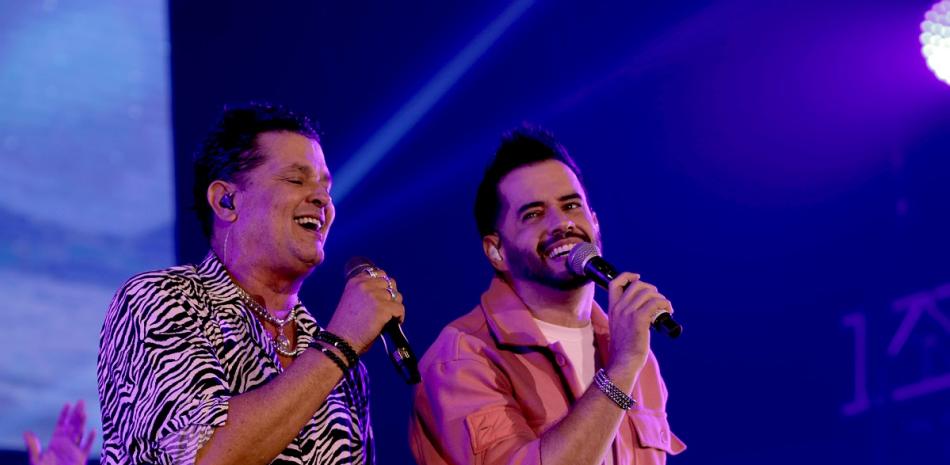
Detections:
344,257,421,384
567,243,683,339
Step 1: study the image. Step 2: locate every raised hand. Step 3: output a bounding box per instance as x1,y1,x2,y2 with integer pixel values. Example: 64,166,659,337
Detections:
23,400,96,465
605,272,674,379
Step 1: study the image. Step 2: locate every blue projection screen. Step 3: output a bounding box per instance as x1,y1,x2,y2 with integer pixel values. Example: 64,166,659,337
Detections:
0,0,174,453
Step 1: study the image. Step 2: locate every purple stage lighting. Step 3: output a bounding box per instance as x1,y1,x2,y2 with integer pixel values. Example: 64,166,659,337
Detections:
922,1,950,85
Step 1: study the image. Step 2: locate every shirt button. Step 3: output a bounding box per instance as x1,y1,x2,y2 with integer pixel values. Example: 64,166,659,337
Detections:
555,354,567,366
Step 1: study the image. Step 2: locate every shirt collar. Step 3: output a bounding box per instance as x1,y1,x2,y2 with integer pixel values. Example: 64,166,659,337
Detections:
195,251,320,347
480,276,610,347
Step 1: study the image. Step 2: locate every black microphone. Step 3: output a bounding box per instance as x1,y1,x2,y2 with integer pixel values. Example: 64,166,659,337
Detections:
567,242,683,339
344,257,421,384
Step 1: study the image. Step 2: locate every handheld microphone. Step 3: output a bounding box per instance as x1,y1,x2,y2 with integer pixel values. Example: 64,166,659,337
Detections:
567,242,683,339
344,257,421,384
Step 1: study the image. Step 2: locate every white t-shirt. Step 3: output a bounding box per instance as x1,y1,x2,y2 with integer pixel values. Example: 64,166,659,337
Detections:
533,318,616,465
533,318,596,391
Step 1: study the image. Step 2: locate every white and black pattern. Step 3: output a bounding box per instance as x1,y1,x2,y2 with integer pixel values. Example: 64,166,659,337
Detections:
97,253,374,465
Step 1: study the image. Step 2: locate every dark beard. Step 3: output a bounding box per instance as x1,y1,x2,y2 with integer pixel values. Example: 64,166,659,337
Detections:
538,271,591,291
504,235,600,291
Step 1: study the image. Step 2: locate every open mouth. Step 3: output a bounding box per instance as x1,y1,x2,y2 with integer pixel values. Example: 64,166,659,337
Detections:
294,216,323,232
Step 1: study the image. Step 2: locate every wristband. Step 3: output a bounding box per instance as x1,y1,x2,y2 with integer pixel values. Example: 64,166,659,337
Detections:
309,340,350,373
316,330,359,368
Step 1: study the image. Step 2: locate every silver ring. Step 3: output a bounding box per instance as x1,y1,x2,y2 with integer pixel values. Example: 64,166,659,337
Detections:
381,275,397,301
364,267,379,279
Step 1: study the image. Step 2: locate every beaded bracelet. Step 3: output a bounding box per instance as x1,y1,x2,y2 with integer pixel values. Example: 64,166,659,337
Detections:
309,340,350,373
594,368,636,410
315,330,359,368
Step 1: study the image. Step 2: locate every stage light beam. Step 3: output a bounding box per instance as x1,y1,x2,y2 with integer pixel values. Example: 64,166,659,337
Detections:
332,0,535,202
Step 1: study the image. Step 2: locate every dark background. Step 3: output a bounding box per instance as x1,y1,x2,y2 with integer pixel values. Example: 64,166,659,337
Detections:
11,0,948,463
170,1,950,464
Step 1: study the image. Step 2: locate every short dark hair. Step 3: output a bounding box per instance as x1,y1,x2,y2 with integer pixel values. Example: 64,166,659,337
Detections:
193,102,320,238
474,125,586,237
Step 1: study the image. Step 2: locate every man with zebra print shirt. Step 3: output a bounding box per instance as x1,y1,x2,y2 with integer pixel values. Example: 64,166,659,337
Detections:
97,103,404,465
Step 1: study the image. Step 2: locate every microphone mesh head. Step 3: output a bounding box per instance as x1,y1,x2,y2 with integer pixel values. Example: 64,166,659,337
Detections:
344,256,376,279
567,242,600,276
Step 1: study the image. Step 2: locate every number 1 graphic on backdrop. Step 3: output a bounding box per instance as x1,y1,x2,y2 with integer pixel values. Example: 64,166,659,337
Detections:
842,312,869,416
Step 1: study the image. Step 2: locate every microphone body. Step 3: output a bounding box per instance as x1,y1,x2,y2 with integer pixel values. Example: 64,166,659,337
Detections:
380,319,421,384
344,257,421,384
568,243,683,339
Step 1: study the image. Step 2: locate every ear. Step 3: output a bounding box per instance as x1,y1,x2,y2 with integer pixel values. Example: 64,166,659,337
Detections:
482,234,508,273
207,180,238,222
591,210,600,236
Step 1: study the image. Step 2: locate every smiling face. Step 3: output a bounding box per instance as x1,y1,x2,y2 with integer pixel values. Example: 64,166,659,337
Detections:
492,159,601,290
228,131,335,278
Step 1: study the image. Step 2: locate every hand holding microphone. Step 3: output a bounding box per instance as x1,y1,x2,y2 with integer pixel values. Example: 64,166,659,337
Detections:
325,259,404,357
338,257,420,384
567,242,683,339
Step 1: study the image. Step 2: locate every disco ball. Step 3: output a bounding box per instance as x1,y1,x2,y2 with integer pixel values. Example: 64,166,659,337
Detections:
921,0,950,85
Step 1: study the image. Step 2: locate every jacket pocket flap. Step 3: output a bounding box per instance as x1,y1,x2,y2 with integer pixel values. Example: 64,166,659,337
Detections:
465,406,520,454
628,408,685,454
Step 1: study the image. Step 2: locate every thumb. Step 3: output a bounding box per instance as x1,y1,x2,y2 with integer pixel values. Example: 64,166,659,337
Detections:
23,431,42,465
80,429,97,458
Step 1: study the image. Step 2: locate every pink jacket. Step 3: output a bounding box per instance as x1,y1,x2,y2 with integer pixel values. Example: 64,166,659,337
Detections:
410,278,686,465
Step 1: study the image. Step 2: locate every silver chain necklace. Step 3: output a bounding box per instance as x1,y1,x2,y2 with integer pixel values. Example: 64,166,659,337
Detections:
233,284,302,357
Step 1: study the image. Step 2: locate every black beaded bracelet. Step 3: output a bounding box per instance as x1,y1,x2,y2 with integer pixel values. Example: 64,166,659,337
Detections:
594,368,636,410
309,340,350,373
315,330,359,368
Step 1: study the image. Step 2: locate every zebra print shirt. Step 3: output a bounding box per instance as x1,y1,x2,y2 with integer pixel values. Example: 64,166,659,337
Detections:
97,253,375,465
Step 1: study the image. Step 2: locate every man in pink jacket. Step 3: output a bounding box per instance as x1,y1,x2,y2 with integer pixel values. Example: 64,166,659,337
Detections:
410,126,686,465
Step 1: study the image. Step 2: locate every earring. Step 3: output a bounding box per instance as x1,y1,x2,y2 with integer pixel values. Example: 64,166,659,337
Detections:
489,247,502,261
